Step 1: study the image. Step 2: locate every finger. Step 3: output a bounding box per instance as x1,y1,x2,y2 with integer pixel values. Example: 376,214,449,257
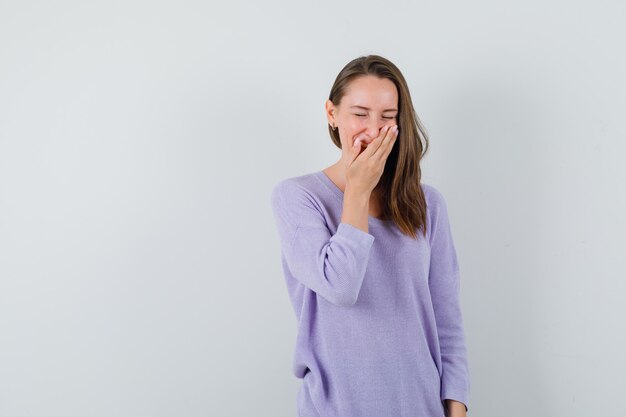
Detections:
352,136,362,157
370,126,396,165
357,125,389,160
381,126,399,160
347,134,366,165
379,125,399,160
372,124,397,161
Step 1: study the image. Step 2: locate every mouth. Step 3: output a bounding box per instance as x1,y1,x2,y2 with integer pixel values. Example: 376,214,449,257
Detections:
356,137,372,147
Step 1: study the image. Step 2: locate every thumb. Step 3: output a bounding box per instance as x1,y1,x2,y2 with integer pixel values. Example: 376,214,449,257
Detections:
350,137,362,160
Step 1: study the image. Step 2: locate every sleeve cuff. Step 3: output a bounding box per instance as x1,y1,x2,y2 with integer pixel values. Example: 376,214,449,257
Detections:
335,222,375,248
442,393,469,413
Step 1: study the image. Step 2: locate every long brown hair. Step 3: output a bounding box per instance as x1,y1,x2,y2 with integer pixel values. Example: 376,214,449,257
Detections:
327,54,430,239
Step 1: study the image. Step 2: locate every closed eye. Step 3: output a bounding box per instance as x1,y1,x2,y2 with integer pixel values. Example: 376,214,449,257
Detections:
355,114,395,119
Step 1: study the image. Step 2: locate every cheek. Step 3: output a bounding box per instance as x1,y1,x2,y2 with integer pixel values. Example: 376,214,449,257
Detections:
339,124,358,139
344,122,363,136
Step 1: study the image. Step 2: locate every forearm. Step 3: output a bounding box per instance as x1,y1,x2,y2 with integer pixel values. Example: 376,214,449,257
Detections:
446,399,467,417
341,187,371,234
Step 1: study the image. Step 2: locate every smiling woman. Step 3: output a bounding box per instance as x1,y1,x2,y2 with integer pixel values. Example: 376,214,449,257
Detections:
270,54,470,417
338,77,399,149
321,57,432,235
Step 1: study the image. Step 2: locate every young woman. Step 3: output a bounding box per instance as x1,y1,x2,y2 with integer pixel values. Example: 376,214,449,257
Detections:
270,55,470,417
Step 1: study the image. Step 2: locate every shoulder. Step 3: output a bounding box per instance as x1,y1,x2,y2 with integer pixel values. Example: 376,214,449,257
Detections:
420,181,448,212
271,172,320,203
420,182,453,244
270,171,328,220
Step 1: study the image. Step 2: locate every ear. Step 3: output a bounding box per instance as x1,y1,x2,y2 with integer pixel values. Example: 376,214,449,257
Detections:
325,99,336,127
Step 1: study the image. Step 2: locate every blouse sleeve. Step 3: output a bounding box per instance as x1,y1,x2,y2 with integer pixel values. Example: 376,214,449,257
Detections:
427,187,471,412
270,180,375,307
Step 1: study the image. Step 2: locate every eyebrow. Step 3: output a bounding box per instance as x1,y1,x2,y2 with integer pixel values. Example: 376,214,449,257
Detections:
350,105,398,112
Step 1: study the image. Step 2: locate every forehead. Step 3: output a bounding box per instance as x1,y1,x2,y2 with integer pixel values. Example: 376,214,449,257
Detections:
343,75,398,109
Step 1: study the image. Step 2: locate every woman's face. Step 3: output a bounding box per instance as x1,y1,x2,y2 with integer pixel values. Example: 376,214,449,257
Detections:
327,75,398,151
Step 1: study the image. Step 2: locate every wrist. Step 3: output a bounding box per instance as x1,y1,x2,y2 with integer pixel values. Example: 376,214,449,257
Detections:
344,184,370,200
445,400,467,417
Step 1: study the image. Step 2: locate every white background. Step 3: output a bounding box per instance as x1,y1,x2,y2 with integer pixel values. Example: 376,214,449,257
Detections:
1,1,625,416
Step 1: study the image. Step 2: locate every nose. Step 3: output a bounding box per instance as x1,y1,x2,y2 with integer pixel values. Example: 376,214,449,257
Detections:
365,119,391,141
